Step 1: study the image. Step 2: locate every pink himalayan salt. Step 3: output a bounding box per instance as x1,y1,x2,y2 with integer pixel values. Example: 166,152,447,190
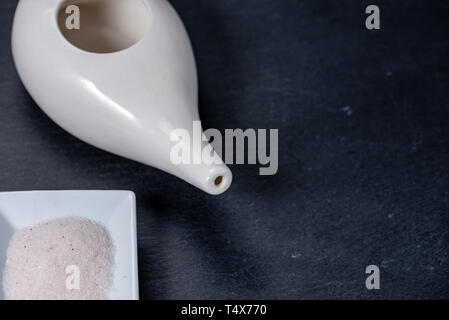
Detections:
2,217,115,300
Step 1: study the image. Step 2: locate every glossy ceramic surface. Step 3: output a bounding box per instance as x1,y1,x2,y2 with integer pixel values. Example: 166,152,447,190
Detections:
12,0,232,195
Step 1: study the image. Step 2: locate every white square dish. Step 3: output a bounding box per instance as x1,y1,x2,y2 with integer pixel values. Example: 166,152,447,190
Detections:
0,190,138,300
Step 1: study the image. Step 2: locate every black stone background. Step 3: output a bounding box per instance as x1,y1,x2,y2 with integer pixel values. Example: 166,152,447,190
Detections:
0,0,449,299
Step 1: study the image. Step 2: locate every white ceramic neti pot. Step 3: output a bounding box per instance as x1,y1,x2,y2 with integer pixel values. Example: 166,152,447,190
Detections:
12,0,232,195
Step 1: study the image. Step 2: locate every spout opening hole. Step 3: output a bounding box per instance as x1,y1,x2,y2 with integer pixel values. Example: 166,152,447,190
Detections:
214,176,224,187
57,0,150,54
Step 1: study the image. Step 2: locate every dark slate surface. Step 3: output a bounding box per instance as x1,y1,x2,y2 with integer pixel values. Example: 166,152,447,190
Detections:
1,0,449,299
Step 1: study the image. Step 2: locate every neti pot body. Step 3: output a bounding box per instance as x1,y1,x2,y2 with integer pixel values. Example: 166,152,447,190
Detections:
11,0,232,195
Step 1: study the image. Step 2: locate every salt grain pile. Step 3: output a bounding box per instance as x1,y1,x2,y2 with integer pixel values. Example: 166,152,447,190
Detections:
2,217,115,300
